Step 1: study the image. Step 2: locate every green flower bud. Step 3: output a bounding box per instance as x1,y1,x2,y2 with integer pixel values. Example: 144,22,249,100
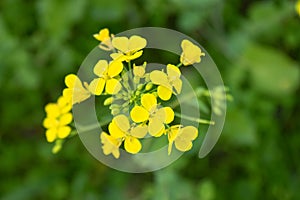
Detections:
137,84,144,91
145,82,153,91
104,97,113,106
111,108,120,115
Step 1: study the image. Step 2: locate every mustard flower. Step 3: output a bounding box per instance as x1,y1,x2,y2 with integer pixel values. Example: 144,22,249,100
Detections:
101,132,122,158
108,115,148,154
167,125,198,155
150,64,182,100
130,94,174,137
89,60,123,95
180,39,205,66
93,28,114,51
43,96,73,143
110,35,147,62
63,74,91,105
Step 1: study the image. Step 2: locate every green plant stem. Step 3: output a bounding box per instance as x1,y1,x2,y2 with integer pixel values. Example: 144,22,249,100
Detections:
175,112,215,125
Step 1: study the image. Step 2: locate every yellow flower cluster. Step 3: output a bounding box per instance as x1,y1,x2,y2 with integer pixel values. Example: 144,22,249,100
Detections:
43,95,73,153
43,28,208,157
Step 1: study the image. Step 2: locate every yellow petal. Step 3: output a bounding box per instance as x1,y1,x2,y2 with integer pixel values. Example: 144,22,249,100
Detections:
174,140,193,152
178,126,198,140
59,113,73,125
174,126,198,152
163,107,174,124
89,78,105,95
130,125,148,138
113,115,130,132
45,103,60,118
64,74,77,88
124,136,142,154
153,108,167,123
112,37,129,53
108,60,123,78
45,129,57,142
148,118,165,137
108,120,126,138
141,93,157,111
128,35,147,52
57,126,71,139
105,78,122,94
101,132,120,158
43,117,57,129
157,86,172,101
172,79,182,94
130,106,149,123
110,52,126,62
124,50,143,61
93,28,110,42
94,60,108,77
149,70,171,89
167,64,181,77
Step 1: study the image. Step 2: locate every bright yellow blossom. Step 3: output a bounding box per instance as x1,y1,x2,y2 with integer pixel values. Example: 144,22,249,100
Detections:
89,60,123,95
108,115,148,154
296,0,300,16
110,35,147,62
63,74,91,105
150,64,182,100
43,95,73,143
180,39,205,66
130,94,174,137
101,132,122,158
167,125,198,155
93,28,114,51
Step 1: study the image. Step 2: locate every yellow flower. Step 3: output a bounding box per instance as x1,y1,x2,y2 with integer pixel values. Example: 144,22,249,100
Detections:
150,64,182,100
100,132,122,158
296,0,300,16
130,93,174,137
180,39,205,66
93,28,110,42
43,96,73,143
108,115,148,154
110,35,147,62
93,28,114,51
89,60,123,95
167,125,198,155
63,74,91,105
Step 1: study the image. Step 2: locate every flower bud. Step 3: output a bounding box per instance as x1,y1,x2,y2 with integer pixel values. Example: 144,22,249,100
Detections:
145,83,153,91
137,84,144,91
103,97,113,106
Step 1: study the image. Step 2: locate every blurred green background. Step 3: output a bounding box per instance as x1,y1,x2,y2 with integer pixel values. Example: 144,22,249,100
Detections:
0,0,299,199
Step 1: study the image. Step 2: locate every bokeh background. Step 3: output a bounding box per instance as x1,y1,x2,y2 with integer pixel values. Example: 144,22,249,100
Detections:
0,0,299,199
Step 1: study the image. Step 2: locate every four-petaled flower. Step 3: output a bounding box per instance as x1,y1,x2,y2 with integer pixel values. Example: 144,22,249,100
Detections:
150,64,182,100
93,28,114,51
63,74,91,105
180,39,205,66
108,115,148,154
167,125,198,155
100,132,122,159
43,96,73,143
130,94,174,137
111,35,147,62
89,60,123,95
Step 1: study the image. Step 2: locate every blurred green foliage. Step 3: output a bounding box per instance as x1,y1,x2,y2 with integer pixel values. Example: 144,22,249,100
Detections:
0,0,299,199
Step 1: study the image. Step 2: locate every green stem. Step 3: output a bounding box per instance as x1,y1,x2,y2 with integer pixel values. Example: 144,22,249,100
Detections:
176,62,183,67
175,112,215,125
